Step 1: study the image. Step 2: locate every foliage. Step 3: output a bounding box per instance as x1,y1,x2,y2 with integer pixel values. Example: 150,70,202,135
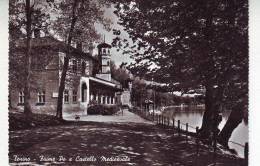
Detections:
131,77,200,107
50,0,112,119
128,106,140,113
154,92,174,106
112,0,248,101
87,104,119,115
110,61,131,83
9,0,52,115
112,0,248,141
9,0,52,84
113,0,248,89
131,77,151,106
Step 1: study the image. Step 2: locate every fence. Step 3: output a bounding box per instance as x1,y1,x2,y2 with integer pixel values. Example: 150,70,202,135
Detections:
135,109,248,166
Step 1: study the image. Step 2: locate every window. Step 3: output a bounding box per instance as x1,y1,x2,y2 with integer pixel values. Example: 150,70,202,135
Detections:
82,61,86,74
72,60,77,72
38,91,45,103
73,90,77,103
107,96,110,104
102,96,105,104
107,60,110,66
64,90,69,103
111,96,114,104
19,91,25,103
98,95,101,104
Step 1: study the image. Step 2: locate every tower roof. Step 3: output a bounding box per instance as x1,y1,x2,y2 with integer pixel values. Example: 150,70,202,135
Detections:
97,42,111,48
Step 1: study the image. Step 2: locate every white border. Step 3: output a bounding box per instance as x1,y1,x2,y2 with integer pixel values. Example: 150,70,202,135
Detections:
249,0,260,165
1,0,260,165
0,0,9,165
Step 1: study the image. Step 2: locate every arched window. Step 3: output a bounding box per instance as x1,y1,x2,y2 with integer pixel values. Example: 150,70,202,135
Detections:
103,48,106,54
107,60,110,66
108,49,110,54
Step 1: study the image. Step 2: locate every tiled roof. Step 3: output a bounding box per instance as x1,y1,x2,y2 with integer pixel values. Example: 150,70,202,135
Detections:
15,36,96,61
97,43,111,48
16,36,64,48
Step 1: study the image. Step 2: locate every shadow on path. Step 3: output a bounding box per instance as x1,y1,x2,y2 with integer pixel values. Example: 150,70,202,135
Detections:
9,110,244,166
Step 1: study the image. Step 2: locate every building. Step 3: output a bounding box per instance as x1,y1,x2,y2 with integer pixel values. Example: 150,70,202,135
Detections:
9,34,132,115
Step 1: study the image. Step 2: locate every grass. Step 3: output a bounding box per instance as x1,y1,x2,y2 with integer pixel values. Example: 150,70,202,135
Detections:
9,109,72,131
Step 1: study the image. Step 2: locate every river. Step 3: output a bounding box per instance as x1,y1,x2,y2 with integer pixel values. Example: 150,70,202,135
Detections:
162,106,248,158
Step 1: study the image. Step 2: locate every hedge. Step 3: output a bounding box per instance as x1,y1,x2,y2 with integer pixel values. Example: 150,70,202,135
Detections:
87,104,119,115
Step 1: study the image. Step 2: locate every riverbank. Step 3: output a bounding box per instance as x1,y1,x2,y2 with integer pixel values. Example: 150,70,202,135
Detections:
161,106,248,158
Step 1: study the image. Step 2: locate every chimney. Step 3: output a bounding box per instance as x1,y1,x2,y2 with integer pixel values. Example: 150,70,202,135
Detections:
34,29,40,38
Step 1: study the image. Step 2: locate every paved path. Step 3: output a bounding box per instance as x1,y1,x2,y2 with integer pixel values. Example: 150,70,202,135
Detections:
9,109,244,166
63,109,152,124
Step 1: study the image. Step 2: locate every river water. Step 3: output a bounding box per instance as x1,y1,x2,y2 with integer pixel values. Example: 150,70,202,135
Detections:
163,106,248,158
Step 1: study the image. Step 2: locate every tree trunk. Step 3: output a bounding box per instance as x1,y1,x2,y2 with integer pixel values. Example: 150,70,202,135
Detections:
56,56,69,119
199,85,217,140
24,0,33,117
217,0,245,148
199,0,224,143
218,103,245,148
56,0,79,119
199,0,214,137
199,83,224,143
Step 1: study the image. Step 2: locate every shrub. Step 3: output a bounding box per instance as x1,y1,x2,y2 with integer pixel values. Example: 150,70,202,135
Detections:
129,106,140,113
87,104,119,115
122,105,130,109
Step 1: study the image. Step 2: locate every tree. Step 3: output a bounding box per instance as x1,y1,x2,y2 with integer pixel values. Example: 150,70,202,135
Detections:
131,77,150,107
154,92,174,107
112,0,248,143
9,0,51,116
217,79,248,147
9,7,25,109
51,0,111,119
110,61,131,82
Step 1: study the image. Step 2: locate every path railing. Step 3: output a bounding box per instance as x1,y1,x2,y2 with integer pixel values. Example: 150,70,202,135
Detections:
134,109,248,166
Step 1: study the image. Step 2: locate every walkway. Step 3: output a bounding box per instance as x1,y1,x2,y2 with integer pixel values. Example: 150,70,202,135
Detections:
9,109,245,166
63,109,152,123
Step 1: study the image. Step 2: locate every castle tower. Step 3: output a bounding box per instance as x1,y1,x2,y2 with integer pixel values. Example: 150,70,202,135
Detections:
96,42,112,81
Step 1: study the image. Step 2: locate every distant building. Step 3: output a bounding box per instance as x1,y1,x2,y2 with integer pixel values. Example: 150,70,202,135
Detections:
9,34,132,114
118,78,133,107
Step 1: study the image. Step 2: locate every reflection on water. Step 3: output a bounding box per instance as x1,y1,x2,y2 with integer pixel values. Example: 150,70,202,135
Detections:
163,106,248,158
